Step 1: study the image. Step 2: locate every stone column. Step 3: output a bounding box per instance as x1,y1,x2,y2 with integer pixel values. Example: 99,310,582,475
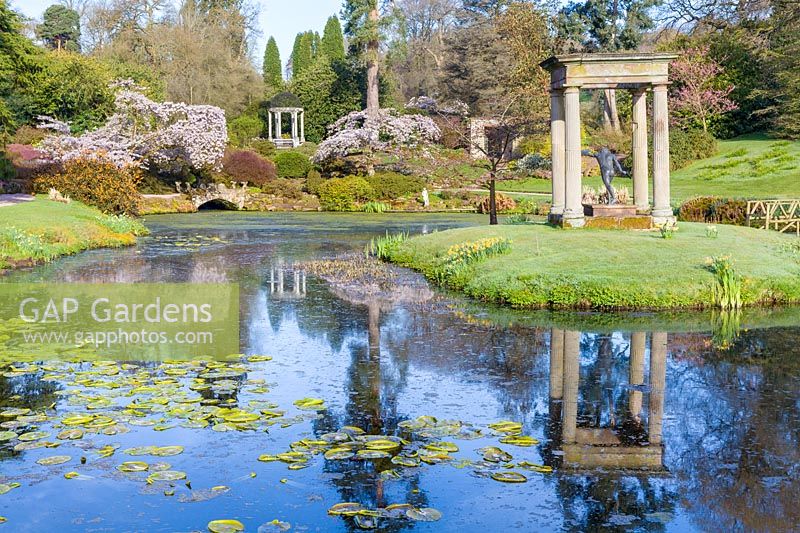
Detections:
291,111,298,145
562,330,580,444
652,85,673,223
563,87,584,227
631,89,649,212
629,331,646,419
549,90,566,223
276,112,282,140
267,111,273,140
549,328,565,400
648,331,667,445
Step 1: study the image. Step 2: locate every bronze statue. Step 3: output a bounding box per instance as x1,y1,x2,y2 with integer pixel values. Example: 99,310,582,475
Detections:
582,148,628,204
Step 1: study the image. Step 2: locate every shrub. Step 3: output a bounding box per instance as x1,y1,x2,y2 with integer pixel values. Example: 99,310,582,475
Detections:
670,128,718,170
517,153,551,174
274,151,312,178
247,138,276,159
305,169,323,195
34,158,142,215
678,196,747,226
0,153,15,181
221,149,276,187
362,201,390,213
259,178,305,200
317,175,375,211
12,126,47,146
227,114,263,147
476,193,517,214
365,172,424,200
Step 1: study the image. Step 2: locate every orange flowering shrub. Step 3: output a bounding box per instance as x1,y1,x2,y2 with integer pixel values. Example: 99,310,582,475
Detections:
34,157,142,215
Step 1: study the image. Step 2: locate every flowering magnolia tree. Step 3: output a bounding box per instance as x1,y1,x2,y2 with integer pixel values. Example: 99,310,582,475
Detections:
405,96,469,117
670,47,738,133
313,109,441,166
39,81,228,173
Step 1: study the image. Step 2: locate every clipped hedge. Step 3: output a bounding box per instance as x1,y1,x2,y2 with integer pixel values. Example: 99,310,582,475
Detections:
679,196,748,226
274,151,312,179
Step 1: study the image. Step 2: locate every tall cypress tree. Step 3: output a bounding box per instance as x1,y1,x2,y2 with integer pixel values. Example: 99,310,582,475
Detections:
263,36,283,90
291,31,314,80
321,15,345,60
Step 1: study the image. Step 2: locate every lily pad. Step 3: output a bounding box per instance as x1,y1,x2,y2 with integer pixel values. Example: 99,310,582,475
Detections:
328,502,364,516
499,435,539,447
406,507,443,522
147,470,187,482
17,431,49,442
117,461,149,472
0,431,18,442
490,471,527,483
152,446,184,457
208,519,245,533
36,455,71,466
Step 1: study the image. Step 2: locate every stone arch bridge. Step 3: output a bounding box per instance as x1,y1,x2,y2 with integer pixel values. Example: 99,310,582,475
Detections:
176,182,250,210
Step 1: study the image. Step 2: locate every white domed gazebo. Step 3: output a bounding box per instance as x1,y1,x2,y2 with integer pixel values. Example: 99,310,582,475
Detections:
266,92,305,149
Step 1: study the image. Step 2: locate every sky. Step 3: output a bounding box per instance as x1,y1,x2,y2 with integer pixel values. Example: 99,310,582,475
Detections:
11,0,343,69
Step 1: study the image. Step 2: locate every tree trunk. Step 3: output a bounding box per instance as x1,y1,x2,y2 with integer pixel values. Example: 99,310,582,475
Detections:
603,89,621,133
489,176,498,226
366,6,380,118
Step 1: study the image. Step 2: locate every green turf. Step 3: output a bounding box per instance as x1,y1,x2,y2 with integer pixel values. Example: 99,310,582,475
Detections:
387,222,800,310
0,196,147,270
497,134,800,203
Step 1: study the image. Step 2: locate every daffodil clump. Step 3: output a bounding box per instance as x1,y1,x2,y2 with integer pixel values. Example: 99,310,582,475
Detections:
435,237,512,284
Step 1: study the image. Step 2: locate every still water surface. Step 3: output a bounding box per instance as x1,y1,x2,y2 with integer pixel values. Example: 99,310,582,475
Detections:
0,213,798,532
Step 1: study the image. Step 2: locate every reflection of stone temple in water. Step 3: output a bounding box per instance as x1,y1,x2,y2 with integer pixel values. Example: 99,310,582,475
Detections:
268,267,307,299
549,329,666,471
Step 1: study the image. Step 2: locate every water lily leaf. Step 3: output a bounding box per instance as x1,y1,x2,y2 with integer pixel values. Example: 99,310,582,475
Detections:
36,455,71,466
1,408,30,417
258,519,290,532
64,472,79,479
220,410,260,423
480,446,513,463
124,446,158,456
384,503,414,518
208,519,245,533
293,398,325,411
0,482,20,495
364,439,400,451
424,441,458,453
57,429,83,440
517,461,553,473
499,435,539,447
323,448,354,460
152,446,184,457
328,502,364,516
17,431,49,442
117,461,149,472
488,421,523,434
14,440,46,451
257,454,279,462
490,471,527,483
248,356,273,362
390,456,419,467
406,507,442,521
0,431,17,441
147,470,187,482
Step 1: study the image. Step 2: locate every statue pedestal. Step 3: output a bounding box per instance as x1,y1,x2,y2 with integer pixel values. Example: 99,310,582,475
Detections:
583,204,638,217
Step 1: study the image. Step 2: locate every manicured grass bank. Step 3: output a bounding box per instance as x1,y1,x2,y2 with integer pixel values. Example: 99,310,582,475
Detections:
0,196,148,271
498,134,800,202
387,222,800,309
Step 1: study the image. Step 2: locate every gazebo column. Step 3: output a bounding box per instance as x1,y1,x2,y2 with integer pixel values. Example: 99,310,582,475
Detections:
651,85,673,224
291,111,298,145
549,90,566,223
267,111,273,140
275,112,282,140
300,111,305,144
563,87,584,227
648,331,667,445
631,88,649,212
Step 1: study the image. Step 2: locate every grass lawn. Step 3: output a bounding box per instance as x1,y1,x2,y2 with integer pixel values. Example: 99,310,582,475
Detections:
387,222,800,310
0,196,148,271
497,134,800,203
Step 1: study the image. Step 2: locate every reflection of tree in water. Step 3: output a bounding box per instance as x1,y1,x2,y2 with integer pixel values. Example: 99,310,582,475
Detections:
667,327,800,532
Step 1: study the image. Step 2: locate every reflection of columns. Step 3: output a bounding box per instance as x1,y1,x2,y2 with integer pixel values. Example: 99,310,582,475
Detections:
629,331,646,419
549,90,565,221
293,270,300,296
549,328,565,399
631,89,649,212
649,332,667,445
368,302,380,359
562,330,580,444
563,87,584,227
652,85,672,221
277,269,284,294
268,111,273,140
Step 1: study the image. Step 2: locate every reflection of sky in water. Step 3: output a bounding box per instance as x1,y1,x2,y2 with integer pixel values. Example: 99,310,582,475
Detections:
0,213,798,532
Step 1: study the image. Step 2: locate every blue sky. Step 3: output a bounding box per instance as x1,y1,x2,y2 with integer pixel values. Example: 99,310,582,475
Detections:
11,0,343,68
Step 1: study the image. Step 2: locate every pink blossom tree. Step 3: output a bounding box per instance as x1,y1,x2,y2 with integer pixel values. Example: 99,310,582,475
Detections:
670,47,738,133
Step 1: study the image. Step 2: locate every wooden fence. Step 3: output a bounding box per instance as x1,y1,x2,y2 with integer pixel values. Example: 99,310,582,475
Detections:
747,200,800,235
